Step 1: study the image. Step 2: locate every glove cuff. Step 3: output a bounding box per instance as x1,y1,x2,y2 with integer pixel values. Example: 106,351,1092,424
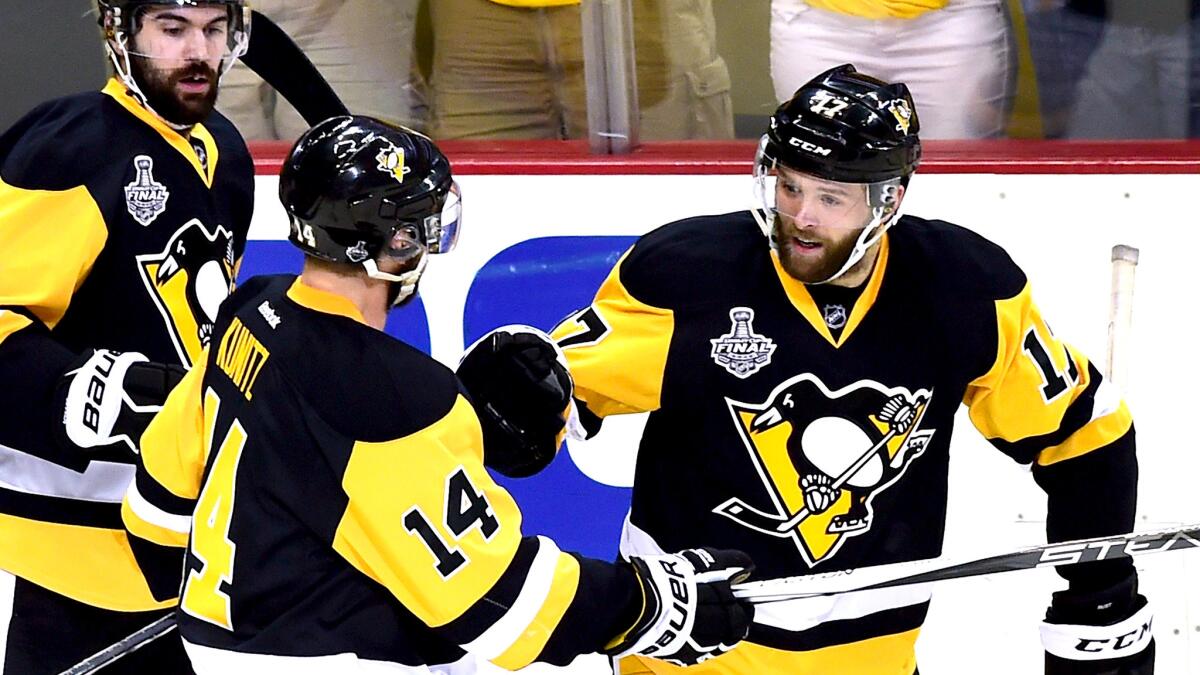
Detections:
607,554,698,660
1040,598,1153,661
60,350,149,451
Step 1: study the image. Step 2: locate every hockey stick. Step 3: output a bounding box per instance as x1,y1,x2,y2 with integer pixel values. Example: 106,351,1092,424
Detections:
731,523,1200,604
57,615,176,675
239,10,350,125
1106,244,1139,388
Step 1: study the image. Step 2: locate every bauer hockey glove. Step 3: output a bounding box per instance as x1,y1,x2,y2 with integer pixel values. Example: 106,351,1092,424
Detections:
606,548,756,667
457,325,574,477
54,349,185,459
1043,569,1155,674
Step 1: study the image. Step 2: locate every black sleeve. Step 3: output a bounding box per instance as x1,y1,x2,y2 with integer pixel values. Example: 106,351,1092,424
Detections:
1033,427,1138,590
0,313,86,469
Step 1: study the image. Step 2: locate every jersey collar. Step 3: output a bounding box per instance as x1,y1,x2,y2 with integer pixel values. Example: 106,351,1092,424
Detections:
286,278,368,326
102,78,218,188
771,234,890,349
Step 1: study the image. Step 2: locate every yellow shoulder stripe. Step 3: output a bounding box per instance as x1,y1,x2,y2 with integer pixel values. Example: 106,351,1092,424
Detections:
0,179,107,329
553,256,674,417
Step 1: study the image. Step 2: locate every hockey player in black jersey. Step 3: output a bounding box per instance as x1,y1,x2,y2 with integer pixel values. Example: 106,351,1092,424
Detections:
120,115,756,672
0,1,255,672
457,65,1154,674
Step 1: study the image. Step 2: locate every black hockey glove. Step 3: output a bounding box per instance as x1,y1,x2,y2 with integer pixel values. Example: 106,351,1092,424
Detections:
54,350,185,459
1043,570,1154,674
457,326,573,478
606,548,755,667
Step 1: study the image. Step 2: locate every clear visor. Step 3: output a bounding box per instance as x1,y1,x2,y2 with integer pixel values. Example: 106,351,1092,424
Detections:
115,4,251,67
753,137,902,231
424,181,462,254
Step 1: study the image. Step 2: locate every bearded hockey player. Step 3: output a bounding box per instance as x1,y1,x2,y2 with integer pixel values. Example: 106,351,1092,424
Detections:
119,115,756,673
457,65,1153,674
0,1,255,672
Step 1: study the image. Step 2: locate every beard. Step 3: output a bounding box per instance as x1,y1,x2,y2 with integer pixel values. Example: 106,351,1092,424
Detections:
129,55,219,126
772,215,863,284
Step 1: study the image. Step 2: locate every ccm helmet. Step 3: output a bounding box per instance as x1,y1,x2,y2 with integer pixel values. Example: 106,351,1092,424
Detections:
754,64,921,283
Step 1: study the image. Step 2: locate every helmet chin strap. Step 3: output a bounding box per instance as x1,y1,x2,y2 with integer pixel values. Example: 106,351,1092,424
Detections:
105,26,245,132
755,204,901,286
363,255,428,307
808,204,898,285
106,37,194,131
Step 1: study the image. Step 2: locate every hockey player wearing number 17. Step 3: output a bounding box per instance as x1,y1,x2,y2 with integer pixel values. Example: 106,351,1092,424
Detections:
120,115,757,673
457,65,1153,674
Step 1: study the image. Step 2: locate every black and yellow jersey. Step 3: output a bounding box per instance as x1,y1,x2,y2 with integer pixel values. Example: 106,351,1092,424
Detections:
122,274,641,670
0,78,252,611
551,211,1137,675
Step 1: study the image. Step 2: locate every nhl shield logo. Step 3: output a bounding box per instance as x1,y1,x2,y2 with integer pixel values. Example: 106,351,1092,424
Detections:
124,155,170,226
711,307,776,379
714,374,936,567
822,304,847,330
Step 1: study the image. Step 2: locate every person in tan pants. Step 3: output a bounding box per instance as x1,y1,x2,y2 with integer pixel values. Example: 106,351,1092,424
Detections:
429,0,734,140
218,0,424,140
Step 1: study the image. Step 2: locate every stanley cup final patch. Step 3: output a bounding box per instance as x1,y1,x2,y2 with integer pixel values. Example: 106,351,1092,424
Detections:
125,155,170,226
710,307,777,378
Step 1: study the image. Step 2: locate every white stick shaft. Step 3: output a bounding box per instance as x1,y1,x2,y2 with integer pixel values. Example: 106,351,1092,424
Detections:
1107,244,1139,388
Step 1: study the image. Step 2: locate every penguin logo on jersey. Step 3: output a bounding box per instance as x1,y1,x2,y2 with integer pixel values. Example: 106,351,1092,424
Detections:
710,307,777,379
136,219,236,367
124,155,170,226
715,373,936,567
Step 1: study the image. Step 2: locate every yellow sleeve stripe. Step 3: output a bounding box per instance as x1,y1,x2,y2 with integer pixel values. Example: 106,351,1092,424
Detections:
1036,391,1133,467
0,180,107,329
140,354,211,500
488,540,581,670
0,310,32,347
121,487,190,548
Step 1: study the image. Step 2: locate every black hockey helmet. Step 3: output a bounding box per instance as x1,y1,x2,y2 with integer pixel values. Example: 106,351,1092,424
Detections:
279,115,460,266
762,64,921,184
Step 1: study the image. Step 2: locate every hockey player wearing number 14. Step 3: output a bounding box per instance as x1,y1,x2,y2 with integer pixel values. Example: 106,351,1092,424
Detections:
457,65,1153,674
120,115,757,673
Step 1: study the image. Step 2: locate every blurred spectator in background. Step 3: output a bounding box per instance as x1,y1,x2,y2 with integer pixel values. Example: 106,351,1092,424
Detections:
218,0,424,140
769,0,1013,139
1054,0,1197,138
1016,0,1104,138
428,0,734,140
